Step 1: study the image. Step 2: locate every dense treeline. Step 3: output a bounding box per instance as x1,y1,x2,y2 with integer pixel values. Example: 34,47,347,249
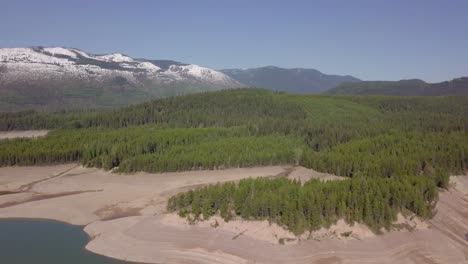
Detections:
325,78,468,96
0,110,99,131
347,96,468,132
0,89,307,131
1,89,467,178
0,126,300,172
117,136,300,172
4,90,466,134
168,177,437,234
301,132,467,188
2,88,467,232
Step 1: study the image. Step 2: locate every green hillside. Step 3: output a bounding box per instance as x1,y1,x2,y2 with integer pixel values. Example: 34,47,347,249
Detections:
1,88,467,232
325,77,468,96
1,89,466,174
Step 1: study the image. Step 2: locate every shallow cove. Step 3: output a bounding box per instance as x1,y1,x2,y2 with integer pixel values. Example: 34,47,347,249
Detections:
0,219,131,264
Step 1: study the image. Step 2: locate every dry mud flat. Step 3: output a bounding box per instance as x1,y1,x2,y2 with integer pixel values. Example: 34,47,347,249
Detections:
0,164,287,224
85,191,468,264
0,165,467,264
0,130,49,140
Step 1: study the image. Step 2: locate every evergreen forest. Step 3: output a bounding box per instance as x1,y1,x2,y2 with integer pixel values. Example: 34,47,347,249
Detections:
1,89,467,232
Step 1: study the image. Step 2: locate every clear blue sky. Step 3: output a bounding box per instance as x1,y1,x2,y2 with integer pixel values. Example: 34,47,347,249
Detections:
1,0,467,82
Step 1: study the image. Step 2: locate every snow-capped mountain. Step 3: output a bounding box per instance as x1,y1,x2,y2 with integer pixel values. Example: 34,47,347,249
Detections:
0,47,243,111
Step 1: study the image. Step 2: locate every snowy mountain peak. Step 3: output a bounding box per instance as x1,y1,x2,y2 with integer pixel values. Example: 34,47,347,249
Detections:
95,53,134,63
0,47,74,65
0,46,243,111
42,47,79,58
169,64,237,83
0,46,242,84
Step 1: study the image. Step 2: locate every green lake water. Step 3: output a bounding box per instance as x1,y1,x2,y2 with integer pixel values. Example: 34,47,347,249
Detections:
0,219,131,264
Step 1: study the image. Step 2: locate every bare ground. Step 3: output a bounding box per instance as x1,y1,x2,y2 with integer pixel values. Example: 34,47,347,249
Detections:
287,166,344,184
0,164,288,225
0,130,49,140
0,165,467,264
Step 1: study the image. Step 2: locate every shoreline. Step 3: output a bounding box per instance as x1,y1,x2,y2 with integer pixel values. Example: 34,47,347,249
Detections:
0,165,467,263
0,216,87,227
0,217,148,264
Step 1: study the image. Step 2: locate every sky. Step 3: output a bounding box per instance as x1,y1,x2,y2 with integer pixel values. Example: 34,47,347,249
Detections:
1,0,467,82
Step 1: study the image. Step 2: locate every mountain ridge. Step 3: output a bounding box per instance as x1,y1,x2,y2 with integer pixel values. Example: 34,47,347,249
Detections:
220,66,360,94
0,47,243,111
325,77,468,96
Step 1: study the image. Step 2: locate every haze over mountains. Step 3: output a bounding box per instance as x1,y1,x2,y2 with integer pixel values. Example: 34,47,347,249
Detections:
220,66,360,94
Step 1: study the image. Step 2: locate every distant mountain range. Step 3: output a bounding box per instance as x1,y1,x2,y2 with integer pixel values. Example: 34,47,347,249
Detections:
325,78,468,96
0,47,242,111
220,66,360,94
0,47,466,112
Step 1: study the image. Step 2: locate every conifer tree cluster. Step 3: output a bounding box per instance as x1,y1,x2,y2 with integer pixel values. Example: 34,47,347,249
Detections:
168,176,437,234
0,127,300,172
1,88,466,231
301,132,467,188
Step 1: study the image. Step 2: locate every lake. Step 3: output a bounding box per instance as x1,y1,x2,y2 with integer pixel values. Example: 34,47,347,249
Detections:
0,219,131,264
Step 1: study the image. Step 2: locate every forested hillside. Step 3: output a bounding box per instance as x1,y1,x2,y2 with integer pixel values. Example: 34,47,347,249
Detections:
1,89,466,175
1,88,467,232
325,77,468,96
220,66,360,94
0,127,301,172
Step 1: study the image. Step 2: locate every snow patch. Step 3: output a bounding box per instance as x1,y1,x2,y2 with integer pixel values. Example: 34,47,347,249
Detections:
0,48,74,65
69,48,95,59
96,53,133,63
168,64,233,83
137,62,161,72
119,62,161,73
43,47,78,58
0,47,241,88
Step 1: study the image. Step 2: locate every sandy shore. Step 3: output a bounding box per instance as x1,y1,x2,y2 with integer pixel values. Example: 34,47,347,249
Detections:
0,164,288,225
287,166,344,184
0,165,467,263
85,178,468,264
0,130,49,140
